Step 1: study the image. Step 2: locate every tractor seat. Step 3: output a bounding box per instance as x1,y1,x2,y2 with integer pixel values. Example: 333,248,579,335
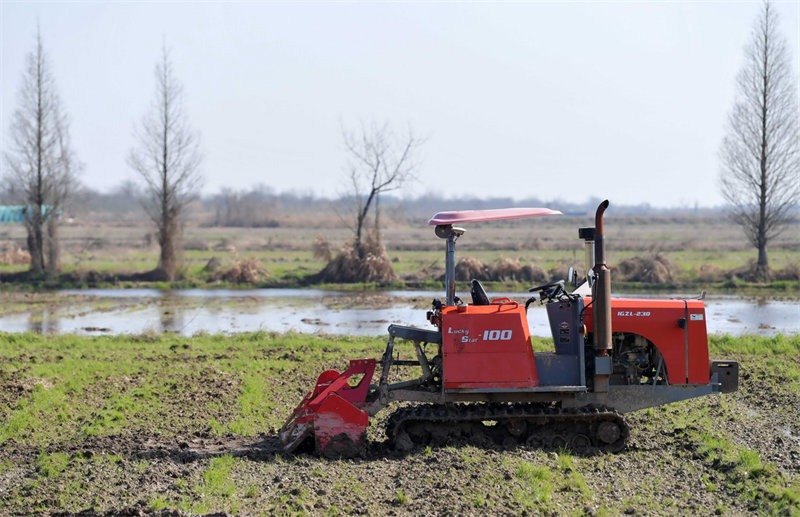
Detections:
470,279,490,306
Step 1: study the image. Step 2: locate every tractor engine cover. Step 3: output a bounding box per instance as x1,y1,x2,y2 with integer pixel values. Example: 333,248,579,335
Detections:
584,298,710,384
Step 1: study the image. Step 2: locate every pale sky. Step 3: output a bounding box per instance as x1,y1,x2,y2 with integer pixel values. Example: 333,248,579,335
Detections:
2,1,799,207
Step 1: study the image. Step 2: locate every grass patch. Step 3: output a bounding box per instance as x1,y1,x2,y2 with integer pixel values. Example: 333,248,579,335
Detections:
512,461,555,509
36,451,70,478
226,373,275,435
736,449,766,479
710,334,800,356
193,455,237,513
395,489,409,505
710,334,800,392
149,495,169,511
199,455,236,498
557,453,591,495
0,332,381,447
689,430,797,514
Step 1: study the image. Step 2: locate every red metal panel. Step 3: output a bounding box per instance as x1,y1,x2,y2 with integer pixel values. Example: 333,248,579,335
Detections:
305,359,376,408
686,301,710,384
313,392,369,453
441,303,538,389
585,297,690,383
279,358,376,453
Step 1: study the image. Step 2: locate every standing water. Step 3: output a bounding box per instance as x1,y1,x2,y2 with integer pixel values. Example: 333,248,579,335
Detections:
0,289,796,337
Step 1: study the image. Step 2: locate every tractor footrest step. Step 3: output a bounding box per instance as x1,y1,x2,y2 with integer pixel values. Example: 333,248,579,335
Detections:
388,324,442,344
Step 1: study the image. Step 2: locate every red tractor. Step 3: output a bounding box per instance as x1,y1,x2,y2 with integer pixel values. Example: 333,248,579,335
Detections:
280,200,739,457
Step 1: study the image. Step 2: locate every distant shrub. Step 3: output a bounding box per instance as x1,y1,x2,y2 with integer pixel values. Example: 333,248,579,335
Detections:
615,253,677,283
183,239,210,251
0,247,30,266
203,257,223,273
214,239,237,253
492,257,547,282
316,234,397,283
64,269,104,285
215,258,269,283
454,256,548,283
455,256,486,281
520,263,549,283
774,262,800,281
718,260,800,283
694,263,725,283
312,235,333,262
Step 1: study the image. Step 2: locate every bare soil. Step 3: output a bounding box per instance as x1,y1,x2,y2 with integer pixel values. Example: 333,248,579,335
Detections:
0,336,797,516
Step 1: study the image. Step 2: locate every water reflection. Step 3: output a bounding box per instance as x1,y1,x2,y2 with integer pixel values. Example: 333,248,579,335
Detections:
27,308,59,334
159,293,182,333
0,289,796,337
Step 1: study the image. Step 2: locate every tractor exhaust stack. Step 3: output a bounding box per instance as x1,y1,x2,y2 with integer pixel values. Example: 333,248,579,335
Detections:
592,200,612,392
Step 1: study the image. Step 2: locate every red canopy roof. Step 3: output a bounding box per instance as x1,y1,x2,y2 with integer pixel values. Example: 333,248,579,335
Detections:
428,207,562,226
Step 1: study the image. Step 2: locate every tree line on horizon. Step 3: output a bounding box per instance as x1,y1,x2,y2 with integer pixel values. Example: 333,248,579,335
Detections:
2,1,799,283
32,184,753,225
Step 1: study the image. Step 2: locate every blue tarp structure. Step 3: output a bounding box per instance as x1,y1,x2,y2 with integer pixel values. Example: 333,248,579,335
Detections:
0,205,54,223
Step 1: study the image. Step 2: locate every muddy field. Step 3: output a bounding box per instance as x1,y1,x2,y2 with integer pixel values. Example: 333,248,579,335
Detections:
0,332,798,516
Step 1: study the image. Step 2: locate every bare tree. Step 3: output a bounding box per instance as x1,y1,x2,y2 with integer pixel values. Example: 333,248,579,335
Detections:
720,1,800,281
3,29,79,278
315,123,421,284
343,122,421,258
210,185,275,227
128,46,202,281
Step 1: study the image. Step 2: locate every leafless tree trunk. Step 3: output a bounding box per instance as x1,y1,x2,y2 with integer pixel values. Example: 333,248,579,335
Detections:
343,122,420,258
215,187,235,226
3,29,78,279
46,215,59,274
128,45,202,281
720,1,800,282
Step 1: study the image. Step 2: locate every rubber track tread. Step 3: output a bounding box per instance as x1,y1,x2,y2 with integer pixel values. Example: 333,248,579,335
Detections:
385,403,629,452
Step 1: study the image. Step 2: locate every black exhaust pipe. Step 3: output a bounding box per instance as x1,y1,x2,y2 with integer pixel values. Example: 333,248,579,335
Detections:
592,200,612,393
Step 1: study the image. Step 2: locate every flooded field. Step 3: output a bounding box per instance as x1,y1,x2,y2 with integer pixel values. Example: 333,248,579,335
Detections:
0,288,796,337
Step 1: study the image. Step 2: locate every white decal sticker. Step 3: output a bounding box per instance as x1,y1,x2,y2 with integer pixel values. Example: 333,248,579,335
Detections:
616,311,651,317
482,330,513,341
690,314,704,321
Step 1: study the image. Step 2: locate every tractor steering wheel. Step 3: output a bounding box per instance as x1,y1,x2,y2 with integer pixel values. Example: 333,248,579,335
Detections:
527,280,565,294
525,280,568,311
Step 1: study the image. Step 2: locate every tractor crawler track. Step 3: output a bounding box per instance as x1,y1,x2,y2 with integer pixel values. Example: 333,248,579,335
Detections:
385,403,629,453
